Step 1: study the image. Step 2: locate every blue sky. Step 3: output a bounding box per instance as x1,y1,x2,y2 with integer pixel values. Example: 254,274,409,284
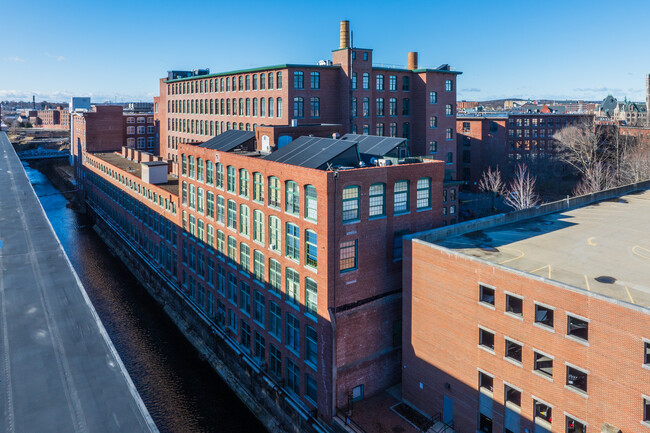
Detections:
2,0,649,103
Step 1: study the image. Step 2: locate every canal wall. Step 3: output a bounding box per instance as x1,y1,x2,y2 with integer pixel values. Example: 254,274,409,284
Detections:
87,205,334,433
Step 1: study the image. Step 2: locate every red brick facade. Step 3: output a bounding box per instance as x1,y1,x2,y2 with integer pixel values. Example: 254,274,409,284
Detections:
456,117,508,190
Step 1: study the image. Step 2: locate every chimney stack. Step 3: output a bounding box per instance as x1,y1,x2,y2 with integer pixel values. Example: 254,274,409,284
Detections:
340,20,350,49
32,95,36,110
408,52,418,70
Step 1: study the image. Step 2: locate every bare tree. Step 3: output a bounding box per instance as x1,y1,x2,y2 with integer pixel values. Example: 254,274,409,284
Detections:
554,122,604,176
572,161,617,195
504,164,540,210
478,166,506,213
620,143,650,184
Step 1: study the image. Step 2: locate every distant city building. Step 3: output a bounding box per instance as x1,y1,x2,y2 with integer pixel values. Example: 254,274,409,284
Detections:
596,95,647,126
457,100,479,111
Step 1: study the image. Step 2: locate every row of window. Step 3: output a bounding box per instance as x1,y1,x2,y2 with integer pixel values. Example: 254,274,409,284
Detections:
168,97,283,119
126,137,155,148
181,158,318,220
125,116,154,124
126,125,156,135
168,72,283,95
341,179,433,221
169,119,263,139
508,117,579,127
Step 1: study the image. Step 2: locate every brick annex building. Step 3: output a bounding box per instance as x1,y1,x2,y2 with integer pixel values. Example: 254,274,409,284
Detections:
403,186,650,433
155,21,462,192
77,126,450,429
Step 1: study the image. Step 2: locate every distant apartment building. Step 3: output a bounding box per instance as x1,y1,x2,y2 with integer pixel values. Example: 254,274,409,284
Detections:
79,129,448,427
156,20,462,192
457,100,479,111
456,115,508,189
403,187,650,433
31,107,70,129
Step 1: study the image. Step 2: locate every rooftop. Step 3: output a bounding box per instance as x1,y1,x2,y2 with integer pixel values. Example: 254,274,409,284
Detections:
263,136,360,169
95,152,179,195
417,188,650,310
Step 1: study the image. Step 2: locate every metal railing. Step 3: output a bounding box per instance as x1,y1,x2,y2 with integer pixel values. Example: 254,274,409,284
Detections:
335,409,366,433
429,412,454,433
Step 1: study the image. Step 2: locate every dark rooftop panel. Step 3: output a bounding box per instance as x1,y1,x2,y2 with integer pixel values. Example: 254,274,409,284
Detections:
199,130,255,152
341,133,406,157
263,136,359,169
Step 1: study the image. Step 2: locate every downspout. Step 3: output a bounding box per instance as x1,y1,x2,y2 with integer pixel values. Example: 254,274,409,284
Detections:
330,170,338,420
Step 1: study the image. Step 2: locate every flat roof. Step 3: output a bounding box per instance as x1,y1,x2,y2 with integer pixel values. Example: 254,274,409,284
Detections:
199,129,254,151
164,63,341,83
0,132,157,432
342,133,406,158
94,152,179,195
428,190,650,309
263,136,359,169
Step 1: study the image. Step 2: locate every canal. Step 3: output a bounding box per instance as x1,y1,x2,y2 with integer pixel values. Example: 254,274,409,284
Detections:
24,162,267,433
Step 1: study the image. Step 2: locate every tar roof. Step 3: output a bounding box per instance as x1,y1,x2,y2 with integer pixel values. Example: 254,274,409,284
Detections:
427,190,650,310
199,130,255,151
263,136,359,169
342,133,406,158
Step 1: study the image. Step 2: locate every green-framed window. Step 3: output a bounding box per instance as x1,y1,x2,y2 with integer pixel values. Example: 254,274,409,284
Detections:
269,258,281,295
305,185,317,221
416,177,431,209
239,204,250,237
305,278,317,317
340,240,357,271
285,181,299,215
239,169,249,198
286,222,300,261
369,183,385,217
253,172,264,203
394,180,409,213
253,250,265,283
215,162,224,189
286,268,300,306
269,176,281,208
342,186,360,222
269,215,281,252
227,166,236,193
305,229,317,268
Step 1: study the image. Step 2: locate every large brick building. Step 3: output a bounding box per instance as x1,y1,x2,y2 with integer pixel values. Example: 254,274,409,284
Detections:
32,106,70,129
403,186,650,433
79,129,448,427
156,21,461,189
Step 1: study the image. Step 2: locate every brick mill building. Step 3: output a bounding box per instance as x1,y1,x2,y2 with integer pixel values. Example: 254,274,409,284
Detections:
403,185,650,433
77,129,448,428
155,21,462,193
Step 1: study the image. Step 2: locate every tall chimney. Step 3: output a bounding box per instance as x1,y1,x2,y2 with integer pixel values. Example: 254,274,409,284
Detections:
646,73,650,127
32,95,36,110
340,20,350,49
408,52,418,70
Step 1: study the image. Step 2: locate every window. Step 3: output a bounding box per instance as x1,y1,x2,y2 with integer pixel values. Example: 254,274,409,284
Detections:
294,71,304,89
305,278,317,316
479,284,495,306
305,326,317,367
351,72,357,90
310,72,320,89
393,230,408,260
227,200,237,230
389,98,397,116
286,223,300,261
445,79,453,92
240,205,250,236
389,75,397,91
227,236,237,265
505,384,521,407
402,76,410,91
535,303,554,329
479,371,493,393
239,169,249,198
240,320,250,350
254,290,265,325
287,359,300,395
429,141,437,154
269,344,281,377
416,177,431,209
566,365,588,394
277,98,282,118
376,98,384,116
479,413,492,433
645,341,650,366
506,294,523,317
340,240,357,271
566,415,586,433
479,327,495,351
362,97,369,117
227,166,236,193
253,250,265,283
269,259,281,295
304,185,317,221
293,97,304,118
534,400,552,424
429,115,438,129
227,272,237,303
402,98,410,115
253,172,264,203
376,74,384,90
446,128,453,140
644,397,650,423
369,183,385,217
429,91,437,104
362,72,369,89
305,374,317,404
287,313,300,353
445,104,453,116
534,351,553,378
240,243,250,273
394,180,409,213
269,216,281,252
505,339,522,363
269,176,281,208
305,230,317,268
567,315,589,341
254,332,265,361
269,301,281,340
284,181,300,215
253,210,265,245
351,97,357,117
342,186,360,222
215,163,224,189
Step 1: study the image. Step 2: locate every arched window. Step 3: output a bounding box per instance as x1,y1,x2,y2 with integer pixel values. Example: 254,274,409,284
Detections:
277,98,283,118
268,72,274,90
239,169,249,198
253,172,264,203
268,98,274,117
206,160,214,185
305,277,317,316
305,231,317,268
293,97,304,118
394,180,409,213
304,185,317,221
227,166,236,193
294,71,304,89
310,97,320,118
342,186,360,222
260,98,266,117
197,158,204,182
260,73,265,90
285,181,299,215
268,176,281,208
276,71,282,89
252,98,258,116
286,223,300,262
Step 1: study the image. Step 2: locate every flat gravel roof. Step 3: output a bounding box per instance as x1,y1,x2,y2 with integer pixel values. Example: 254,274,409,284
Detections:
435,190,650,309
0,132,157,432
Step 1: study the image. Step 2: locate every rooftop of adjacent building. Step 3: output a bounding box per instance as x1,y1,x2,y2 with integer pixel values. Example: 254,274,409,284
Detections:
0,131,157,432
94,151,179,195
412,184,650,311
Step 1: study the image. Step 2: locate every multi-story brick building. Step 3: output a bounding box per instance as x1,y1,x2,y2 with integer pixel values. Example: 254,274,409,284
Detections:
403,186,650,433
456,115,508,190
79,129,447,427
156,20,461,191
33,106,70,129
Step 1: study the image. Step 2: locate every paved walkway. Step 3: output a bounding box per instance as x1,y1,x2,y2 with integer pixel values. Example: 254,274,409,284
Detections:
0,131,157,432
347,386,420,433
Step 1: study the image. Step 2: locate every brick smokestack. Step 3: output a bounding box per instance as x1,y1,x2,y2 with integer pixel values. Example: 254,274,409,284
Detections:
408,52,418,70
33,95,36,110
340,20,350,49
646,73,649,127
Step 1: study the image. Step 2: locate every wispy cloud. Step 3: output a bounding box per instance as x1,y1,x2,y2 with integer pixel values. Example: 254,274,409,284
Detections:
461,87,481,92
45,52,66,62
5,56,26,63
0,89,154,103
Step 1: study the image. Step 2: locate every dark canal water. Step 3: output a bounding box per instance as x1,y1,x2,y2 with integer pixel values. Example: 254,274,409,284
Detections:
24,162,266,433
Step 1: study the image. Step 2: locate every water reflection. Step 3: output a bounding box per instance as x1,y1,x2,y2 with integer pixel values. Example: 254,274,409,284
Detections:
25,163,266,433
